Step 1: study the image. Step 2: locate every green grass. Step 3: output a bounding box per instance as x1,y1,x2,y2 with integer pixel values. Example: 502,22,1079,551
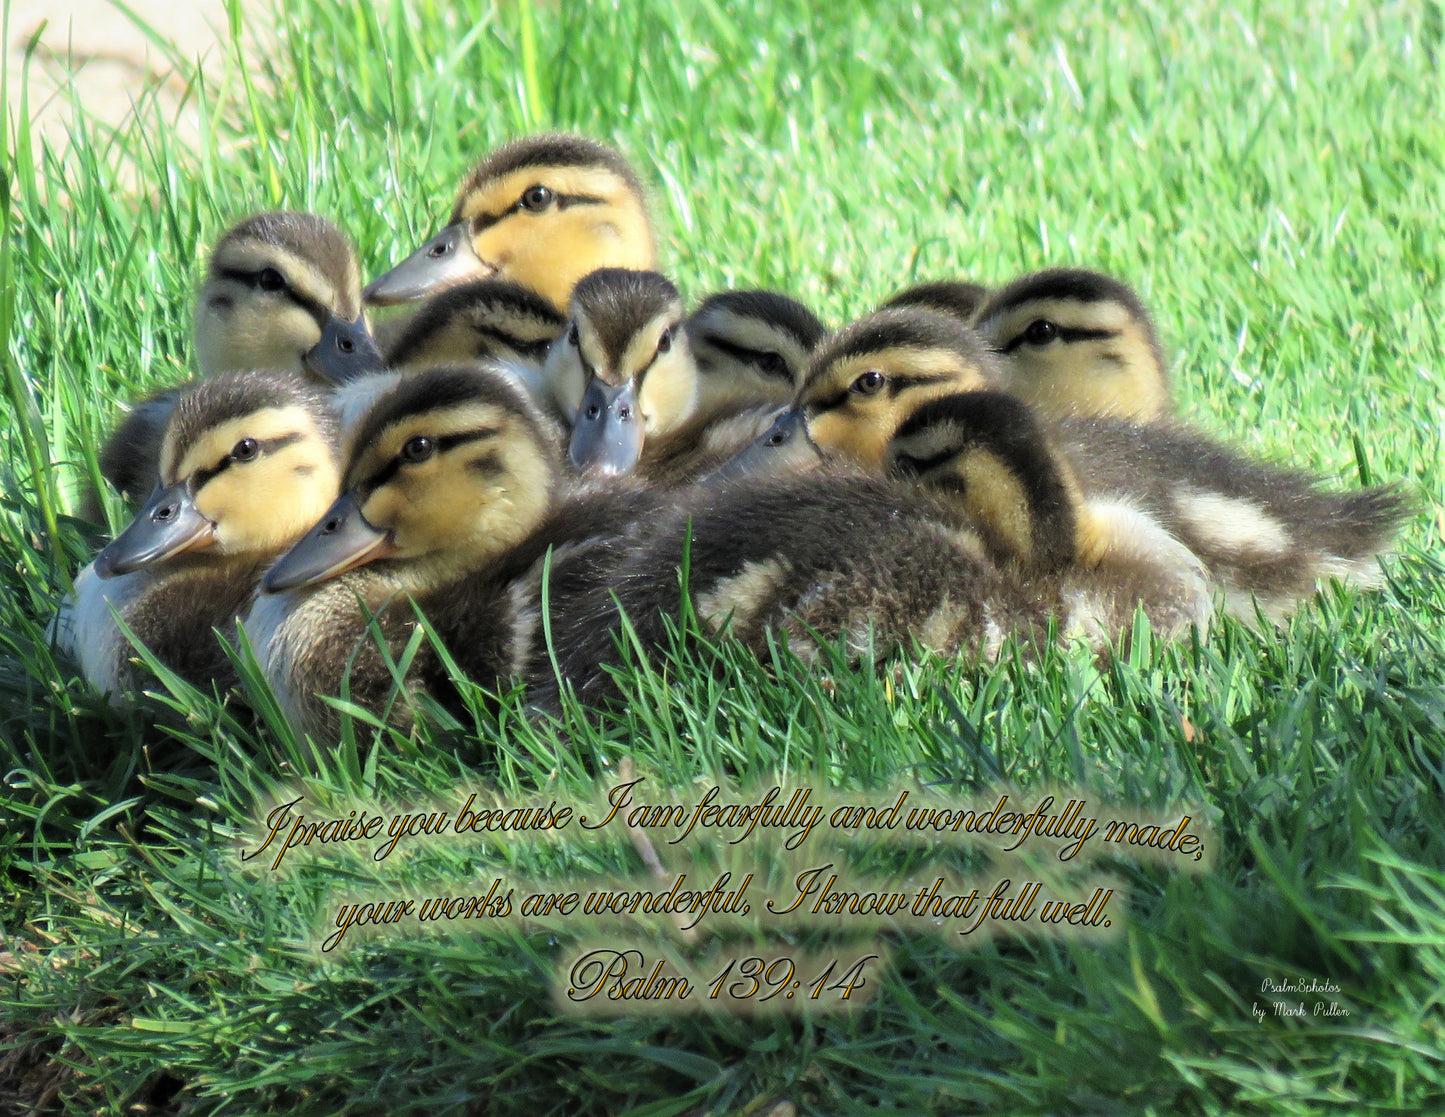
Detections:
3,0,1444,1113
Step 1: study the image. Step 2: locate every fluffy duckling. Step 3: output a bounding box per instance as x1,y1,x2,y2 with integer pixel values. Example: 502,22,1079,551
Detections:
728,304,1408,622
364,134,657,313
720,306,1004,480
973,267,1170,422
99,212,382,507
883,392,1211,643
880,279,991,323
382,278,566,373
553,268,694,473
64,372,341,696
1049,417,1410,623
534,467,1053,709
246,365,661,738
624,288,827,485
559,274,827,480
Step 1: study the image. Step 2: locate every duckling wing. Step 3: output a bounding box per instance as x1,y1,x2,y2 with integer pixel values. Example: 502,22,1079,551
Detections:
1055,418,1411,620
534,473,1052,708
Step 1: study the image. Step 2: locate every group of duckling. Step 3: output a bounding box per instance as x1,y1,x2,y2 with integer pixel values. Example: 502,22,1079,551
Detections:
55,133,1410,740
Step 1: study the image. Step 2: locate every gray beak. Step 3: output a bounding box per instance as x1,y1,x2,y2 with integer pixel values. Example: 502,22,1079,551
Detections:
94,482,217,578
568,378,646,476
304,313,386,383
709,408,823,482
362,223,492,305
262,491,395,594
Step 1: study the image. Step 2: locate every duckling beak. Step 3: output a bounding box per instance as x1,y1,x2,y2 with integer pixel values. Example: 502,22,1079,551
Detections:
262,491,397,594
362,223,493,305
304,313,386,383
709,408,823,482
568,378,646,475
93,482,217,578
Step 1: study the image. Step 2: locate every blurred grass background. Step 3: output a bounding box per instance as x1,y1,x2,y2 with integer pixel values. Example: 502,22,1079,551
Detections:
1,0,1443,1113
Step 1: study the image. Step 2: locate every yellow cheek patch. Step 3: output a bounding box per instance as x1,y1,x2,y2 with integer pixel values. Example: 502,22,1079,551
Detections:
808,408,891,468
193,432,340,556
954,449,1036,565
638,348,700,436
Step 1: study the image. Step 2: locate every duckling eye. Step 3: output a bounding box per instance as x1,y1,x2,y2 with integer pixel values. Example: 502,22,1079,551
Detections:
656,327,673,355
756,352,788,379
231,437,259,462
520,185,555,211
401,435,435,463
851,369,887,396
567,323,580,347
257,268,286,292
1024,319,1058,346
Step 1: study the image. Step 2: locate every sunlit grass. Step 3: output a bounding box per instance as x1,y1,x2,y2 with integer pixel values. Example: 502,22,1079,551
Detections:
1,0,1443,1113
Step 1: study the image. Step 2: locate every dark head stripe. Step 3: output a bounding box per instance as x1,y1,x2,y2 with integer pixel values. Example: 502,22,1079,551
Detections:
210,211,360,319
347,365,542,482
977,267,1151,324
802,308,998,393
453,134,646,221
572,268,682,369
689,289,828,351
880,280,990,323
384,279,564,366
168,370,333,470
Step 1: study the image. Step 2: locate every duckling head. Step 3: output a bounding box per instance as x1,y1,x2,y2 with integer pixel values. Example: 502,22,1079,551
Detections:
383,278,566,372
685,289,826,420
792,307,1004,470
364,134,657,312
557,269,695,475
194,212,384,385
879,279,991,323
885,391,1085,572
263,366,558,594
94,371,341,577
973,267,1168,421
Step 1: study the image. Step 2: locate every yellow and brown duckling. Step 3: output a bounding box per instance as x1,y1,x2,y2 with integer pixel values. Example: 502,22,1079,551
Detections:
720,306,1003,480
552,268,694,473
1049,417,1410,623
627,287,827,485
556,271,827,481
64,371,341,696
246,365,661,738
726,302,1407,623
533,465,1054,710
363,134,657,313
973,267,1170,422
883,391,1212,643
879,278,991,323
99,212,382,507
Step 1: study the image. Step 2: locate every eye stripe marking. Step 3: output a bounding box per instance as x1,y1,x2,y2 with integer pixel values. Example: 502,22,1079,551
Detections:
999,325,1117,354
362,427,502,492
192,432,305,490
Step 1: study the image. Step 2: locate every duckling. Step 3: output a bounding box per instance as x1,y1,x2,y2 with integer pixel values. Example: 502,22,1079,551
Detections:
1048,416,1411,623
883,391,1212,643
973,267,1170,422
727,305,1408,622
880,279,991,323
64,371,341,696
533,466,1054,709
246,365,662,739
382,278,566,373
554,268,694,473
363,134,657,313
559,275,828,481
99,212,382,507
719,306,1005,481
